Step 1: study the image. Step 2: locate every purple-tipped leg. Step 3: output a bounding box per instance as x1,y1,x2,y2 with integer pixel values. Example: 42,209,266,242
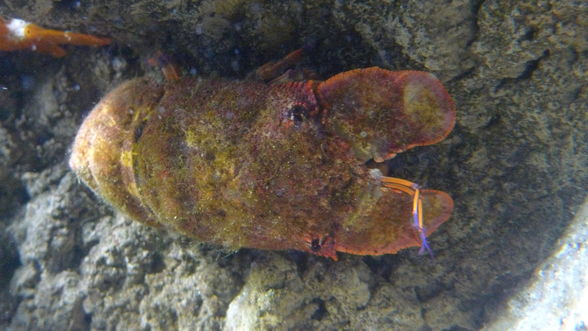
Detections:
411,186,434,258
415,226,434,258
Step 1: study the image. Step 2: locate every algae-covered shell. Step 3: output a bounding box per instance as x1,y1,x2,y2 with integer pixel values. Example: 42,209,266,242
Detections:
70,68,455,259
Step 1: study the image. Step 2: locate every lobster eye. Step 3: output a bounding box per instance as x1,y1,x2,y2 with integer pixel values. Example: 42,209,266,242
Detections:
286,105,307,127
310,238,322,252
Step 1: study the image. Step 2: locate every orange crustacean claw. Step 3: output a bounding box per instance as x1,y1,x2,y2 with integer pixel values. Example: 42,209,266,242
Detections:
0,16,111,57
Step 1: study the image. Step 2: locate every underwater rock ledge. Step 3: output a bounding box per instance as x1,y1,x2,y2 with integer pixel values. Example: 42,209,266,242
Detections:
0,0,586,329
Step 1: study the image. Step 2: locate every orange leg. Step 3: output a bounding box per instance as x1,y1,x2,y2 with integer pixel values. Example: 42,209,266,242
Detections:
381,176,433,257
25,24,111,47
32,42,67,57
146,51,182,82
254,48,304,82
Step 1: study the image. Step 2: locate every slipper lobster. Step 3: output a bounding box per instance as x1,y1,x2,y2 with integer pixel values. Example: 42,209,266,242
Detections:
69,51,456,260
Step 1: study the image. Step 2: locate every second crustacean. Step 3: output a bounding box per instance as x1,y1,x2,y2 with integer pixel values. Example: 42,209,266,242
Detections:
69,50,456,260
0,16,111,57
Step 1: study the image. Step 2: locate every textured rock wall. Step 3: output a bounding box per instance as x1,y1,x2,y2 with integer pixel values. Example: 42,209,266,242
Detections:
0,0,586,330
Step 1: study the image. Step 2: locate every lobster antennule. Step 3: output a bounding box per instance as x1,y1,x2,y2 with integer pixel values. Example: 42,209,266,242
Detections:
316,67,456,162
381,176,437,258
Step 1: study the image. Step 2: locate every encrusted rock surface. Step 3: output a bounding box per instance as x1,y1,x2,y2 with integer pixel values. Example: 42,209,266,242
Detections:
0,0,586,330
